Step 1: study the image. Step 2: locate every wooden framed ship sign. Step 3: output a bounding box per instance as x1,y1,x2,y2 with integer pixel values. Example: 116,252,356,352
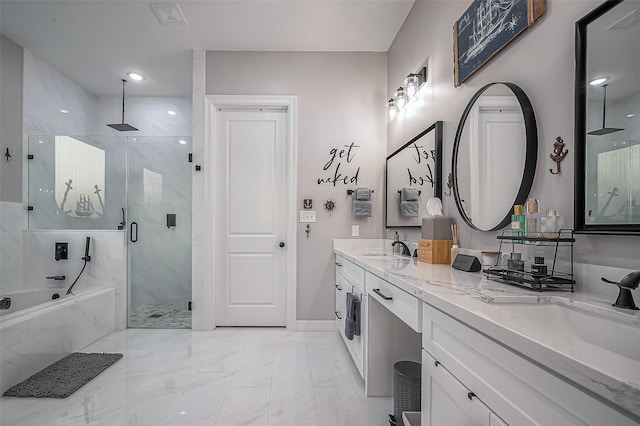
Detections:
454,0,545,86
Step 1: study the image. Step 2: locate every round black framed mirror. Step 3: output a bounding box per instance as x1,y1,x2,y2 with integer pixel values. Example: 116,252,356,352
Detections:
452,82,538,231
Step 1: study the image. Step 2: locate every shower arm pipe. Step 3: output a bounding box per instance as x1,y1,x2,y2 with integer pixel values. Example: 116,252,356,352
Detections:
601,84,607,130
120,79,127,124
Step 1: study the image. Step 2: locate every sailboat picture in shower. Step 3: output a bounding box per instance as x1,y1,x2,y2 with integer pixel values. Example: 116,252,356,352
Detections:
454,0,545,86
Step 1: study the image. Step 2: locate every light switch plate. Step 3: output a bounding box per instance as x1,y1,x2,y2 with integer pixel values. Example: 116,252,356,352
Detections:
299,210,317,223
351,225,360,237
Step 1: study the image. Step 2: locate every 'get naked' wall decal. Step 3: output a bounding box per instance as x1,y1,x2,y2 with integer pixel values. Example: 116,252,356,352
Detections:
317,142,361,186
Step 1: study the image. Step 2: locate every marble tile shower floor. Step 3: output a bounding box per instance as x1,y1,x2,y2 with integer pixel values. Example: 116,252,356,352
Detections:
128,304,191,329
0,328,392,425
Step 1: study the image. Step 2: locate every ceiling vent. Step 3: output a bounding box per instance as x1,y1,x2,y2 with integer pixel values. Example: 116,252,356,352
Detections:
150,3,186,25
606,9,640,31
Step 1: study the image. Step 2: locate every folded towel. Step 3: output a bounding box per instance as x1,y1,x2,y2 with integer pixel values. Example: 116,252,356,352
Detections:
344,292,361,340
400,200,419,217
401,187,420,201
355,188,371,201
353,200,372,217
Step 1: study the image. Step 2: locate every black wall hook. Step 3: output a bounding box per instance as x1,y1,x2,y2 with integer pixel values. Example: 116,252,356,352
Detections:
4,148,12,161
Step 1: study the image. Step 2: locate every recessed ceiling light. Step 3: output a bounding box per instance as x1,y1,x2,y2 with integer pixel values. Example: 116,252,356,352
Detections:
589,78,607,86
127,72,144,81
178,139,187,145
60,109,69,114
628,114,635,118
168,110,177,115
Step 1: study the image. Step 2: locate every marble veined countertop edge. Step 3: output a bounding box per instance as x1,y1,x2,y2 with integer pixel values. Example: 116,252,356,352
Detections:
333,242,640,419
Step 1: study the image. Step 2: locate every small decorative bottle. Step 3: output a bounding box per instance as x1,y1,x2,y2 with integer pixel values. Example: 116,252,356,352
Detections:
393,232,401,254
511,205,525,240
450,245,459,266
525,198,539,237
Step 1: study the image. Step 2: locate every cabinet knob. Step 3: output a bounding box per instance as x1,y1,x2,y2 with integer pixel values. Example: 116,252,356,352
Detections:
467,391,476,400
335,284,343,290
434,360,440,367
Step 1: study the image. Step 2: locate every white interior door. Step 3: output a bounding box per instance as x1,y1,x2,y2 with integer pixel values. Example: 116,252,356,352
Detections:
214,109,288,326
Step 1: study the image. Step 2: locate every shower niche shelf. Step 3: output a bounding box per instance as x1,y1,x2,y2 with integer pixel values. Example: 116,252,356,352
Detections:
483,229,576,292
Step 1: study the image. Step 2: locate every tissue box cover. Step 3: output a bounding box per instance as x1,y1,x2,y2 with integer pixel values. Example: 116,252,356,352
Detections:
421,217,453,240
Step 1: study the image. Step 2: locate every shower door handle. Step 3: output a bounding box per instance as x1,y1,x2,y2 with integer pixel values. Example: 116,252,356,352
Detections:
130,221,138,243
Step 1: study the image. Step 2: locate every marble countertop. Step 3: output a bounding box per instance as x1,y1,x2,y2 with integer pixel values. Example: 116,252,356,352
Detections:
334,239,640,419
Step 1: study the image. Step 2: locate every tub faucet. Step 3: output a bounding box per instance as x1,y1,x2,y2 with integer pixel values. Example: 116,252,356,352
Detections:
0,297,11,310
46,275,66,280
601,270,640,310
391,240,413,257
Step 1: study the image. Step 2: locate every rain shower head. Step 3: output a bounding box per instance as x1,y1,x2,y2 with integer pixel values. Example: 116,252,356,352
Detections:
106,79,138,132
588,84,624,136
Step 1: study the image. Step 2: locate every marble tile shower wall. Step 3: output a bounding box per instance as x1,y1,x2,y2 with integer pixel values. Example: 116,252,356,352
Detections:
128,141,192,308
0,202,26,293
22,230,127,330
23,50,99,136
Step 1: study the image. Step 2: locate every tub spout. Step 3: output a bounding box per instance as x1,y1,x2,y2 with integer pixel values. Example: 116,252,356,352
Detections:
46,275,66,280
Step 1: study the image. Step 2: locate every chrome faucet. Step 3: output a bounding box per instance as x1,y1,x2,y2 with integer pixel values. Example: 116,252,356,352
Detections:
391,240,413,257
601,270,640,310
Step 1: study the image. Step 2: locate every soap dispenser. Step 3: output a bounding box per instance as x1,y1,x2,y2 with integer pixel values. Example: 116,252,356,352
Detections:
393,232,401,255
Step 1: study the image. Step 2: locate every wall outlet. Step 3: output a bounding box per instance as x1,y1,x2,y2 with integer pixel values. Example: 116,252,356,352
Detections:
351,225,360,237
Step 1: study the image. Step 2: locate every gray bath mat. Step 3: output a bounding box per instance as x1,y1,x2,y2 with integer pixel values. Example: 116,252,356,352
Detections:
3,352,123,398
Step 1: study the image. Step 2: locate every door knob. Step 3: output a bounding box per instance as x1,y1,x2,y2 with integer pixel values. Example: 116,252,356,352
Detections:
278,242,286,248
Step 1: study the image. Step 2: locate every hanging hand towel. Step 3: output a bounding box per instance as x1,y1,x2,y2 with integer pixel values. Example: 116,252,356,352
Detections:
353,297,361,337
353,188,372,217
400,188,420,217
345,292,356,340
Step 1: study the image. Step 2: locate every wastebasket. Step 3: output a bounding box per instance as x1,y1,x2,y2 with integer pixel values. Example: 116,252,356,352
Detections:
390,360,421,426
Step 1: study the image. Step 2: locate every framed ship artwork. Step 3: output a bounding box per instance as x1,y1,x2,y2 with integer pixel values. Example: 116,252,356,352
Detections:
454,0,545,87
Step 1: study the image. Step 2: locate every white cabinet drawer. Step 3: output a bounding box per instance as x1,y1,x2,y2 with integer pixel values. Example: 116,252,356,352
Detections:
367,272,421,332
422,302,638,426
336,255,364,291
422,350,491,426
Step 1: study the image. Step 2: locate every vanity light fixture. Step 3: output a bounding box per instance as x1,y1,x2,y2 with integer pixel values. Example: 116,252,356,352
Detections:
127,72,144,81
589,77,607,86
404,66,428,101
395,87,407,110
388,65,428,121
388,98,398,122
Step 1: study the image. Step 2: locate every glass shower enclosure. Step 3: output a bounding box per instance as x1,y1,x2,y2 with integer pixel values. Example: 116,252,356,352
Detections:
27,135,192,329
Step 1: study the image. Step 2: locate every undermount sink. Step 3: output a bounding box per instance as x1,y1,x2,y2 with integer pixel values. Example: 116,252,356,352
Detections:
489,298,640,361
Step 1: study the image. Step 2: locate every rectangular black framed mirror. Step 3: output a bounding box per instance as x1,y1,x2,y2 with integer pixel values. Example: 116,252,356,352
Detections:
575,0,640,234
385,121,443,228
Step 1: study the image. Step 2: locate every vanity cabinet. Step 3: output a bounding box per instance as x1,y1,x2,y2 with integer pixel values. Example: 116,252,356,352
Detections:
422,350,500,426
422,302,638,426
335,255,366,378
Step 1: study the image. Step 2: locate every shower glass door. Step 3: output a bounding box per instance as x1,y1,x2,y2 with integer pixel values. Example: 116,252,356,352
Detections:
127,136,192,328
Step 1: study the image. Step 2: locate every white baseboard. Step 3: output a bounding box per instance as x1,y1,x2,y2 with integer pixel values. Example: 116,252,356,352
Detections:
295,320,336,332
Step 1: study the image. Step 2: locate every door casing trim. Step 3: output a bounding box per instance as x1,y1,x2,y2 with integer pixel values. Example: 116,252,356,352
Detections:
204,95,297,330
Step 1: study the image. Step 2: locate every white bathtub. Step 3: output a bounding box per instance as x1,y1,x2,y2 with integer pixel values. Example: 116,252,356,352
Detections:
0,287,68,316
0,286,115,393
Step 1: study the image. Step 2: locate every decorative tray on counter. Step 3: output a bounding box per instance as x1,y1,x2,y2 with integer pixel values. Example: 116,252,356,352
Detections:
484,229,576,292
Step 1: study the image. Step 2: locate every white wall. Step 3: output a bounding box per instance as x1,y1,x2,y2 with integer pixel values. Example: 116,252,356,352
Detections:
386,1,640,285
205,51,387,320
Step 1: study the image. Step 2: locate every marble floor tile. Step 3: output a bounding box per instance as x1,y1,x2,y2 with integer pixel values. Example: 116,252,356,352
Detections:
0,328,401,426
215,387,271,426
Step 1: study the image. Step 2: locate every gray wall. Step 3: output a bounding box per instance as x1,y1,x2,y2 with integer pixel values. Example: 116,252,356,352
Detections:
386,0,640,272
0,35,23,202
206,51,387,320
